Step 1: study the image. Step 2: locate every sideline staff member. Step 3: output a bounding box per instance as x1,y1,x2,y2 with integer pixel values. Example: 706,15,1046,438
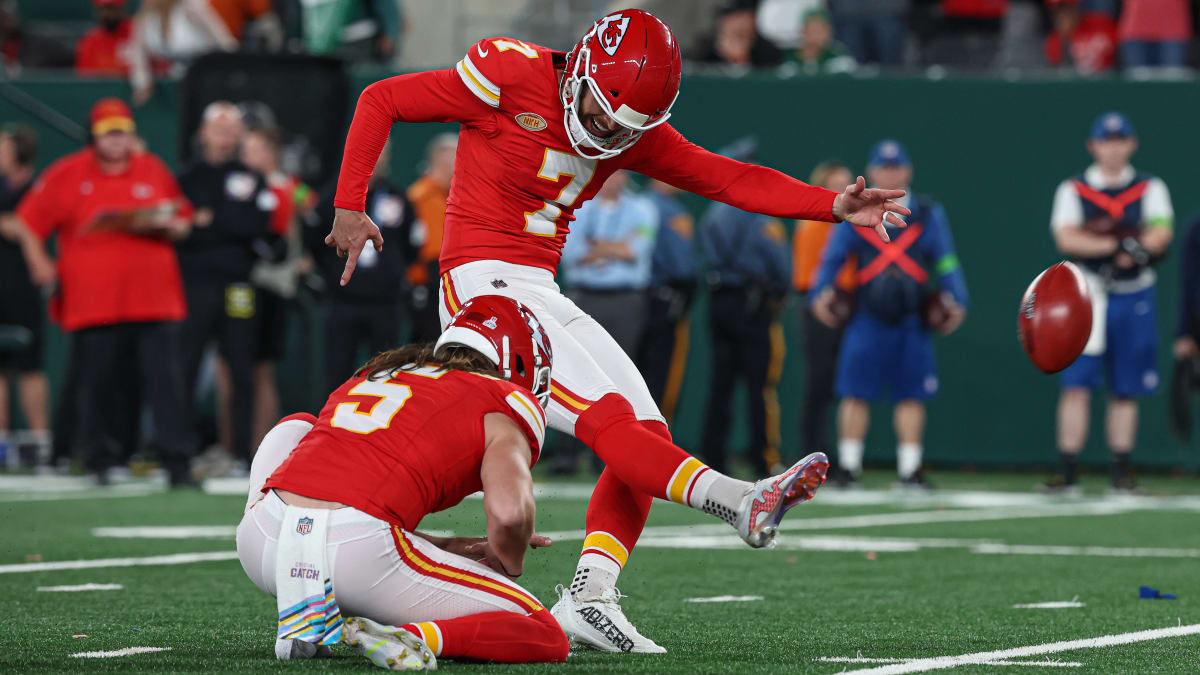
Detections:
176,101,277,470
7,98,195,485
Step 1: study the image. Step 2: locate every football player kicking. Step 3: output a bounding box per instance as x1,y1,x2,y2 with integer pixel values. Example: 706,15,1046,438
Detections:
236,296,566,669
326,8,909,653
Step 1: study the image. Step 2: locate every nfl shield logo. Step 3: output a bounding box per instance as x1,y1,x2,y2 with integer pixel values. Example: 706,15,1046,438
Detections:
296,517,313,535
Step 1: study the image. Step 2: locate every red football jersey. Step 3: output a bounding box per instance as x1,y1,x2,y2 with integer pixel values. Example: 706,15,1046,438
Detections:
17,148,193,331
264,365,547,530
335,38,838,275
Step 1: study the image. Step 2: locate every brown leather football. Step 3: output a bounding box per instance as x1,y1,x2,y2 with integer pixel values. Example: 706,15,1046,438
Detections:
1017,261,1093,373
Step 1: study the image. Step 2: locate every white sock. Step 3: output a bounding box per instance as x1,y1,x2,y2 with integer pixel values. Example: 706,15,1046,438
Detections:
839,438,864,476
898,443,922,479
570,553,621,600
678,460,750,526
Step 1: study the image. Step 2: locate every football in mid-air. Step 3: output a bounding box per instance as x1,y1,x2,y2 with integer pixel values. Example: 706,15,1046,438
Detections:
1017,261,1092,373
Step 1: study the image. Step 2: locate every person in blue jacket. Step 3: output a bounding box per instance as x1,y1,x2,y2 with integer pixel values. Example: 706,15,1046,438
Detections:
698,138,793,475
811,140,967,487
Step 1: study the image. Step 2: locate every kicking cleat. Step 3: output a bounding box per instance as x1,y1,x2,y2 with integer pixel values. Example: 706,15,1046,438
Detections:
736,451,829,548
550,585,666,654
343,617,437,671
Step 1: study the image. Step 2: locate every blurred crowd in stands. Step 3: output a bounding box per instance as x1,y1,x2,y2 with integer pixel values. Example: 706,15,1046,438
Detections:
0,0,1197,487
0,0,1195,88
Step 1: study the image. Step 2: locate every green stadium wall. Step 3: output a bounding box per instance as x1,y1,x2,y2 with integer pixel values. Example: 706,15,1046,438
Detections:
3,71,1198,471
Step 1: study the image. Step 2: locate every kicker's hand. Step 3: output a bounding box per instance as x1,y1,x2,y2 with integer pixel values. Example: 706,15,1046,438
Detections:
326,207,384,286
832,176,910,243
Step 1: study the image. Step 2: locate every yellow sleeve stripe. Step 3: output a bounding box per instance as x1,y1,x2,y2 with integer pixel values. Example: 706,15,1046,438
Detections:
666,457,706,505
456,54,500,107
582,531,630,567
507,391,546,449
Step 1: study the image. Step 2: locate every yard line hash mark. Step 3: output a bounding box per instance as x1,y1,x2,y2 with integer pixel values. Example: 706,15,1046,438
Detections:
37,583,124,592
70,647,172,658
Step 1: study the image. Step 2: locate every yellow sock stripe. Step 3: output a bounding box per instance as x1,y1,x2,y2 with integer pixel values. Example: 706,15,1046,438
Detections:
416,622,441,655
667,457,706,504
581,531,629,567
394,528,543,612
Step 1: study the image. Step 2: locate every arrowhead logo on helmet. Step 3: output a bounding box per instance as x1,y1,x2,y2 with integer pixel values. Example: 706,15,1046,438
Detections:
560,9,682,160
597,13,630,56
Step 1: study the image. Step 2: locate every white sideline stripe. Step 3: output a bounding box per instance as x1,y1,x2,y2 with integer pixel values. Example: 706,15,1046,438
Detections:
89,525,455,540
685,595,763,603
843,623,1200,674
975,543,1200,558
37,583,124,592
818,657,1082,667
93,526,235,539
70,647,171,659
1012,601,1085,609
0,551,237,575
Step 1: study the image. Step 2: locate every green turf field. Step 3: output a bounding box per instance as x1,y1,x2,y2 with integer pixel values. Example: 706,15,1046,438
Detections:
2,471,1198,673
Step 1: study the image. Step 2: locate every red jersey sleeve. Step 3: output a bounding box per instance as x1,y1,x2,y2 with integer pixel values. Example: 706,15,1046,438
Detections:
496,384,547,465
333,42,510,212
626,124,838,223
16,162,69,239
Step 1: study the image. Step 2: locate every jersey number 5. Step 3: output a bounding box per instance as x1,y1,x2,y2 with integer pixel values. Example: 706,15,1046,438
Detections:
524,148,597,237
331,378,413,434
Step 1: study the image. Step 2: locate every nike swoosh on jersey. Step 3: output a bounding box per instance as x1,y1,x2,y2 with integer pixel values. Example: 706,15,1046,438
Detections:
477,44,489,58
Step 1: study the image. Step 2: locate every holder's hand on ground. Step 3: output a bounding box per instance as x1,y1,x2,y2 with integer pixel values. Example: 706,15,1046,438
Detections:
461,532,553,576
832,176,910,243
326,207,384,286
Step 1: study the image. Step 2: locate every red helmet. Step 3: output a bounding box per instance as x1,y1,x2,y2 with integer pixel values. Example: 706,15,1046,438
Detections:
435,295,553,407
560,9,682,159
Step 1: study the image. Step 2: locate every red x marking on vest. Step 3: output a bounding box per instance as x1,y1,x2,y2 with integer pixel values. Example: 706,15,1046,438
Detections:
854,223,927,285
1072,180,1148,220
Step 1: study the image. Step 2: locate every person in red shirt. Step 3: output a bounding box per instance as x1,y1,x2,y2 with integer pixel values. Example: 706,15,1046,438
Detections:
1044,0,1117,74
75,0,157,106
5,98,196,486
237,296,567,666
324,9,900,652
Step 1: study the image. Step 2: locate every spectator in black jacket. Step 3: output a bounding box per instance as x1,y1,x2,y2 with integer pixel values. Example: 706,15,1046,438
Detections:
309,138,415,394
176,101,278,472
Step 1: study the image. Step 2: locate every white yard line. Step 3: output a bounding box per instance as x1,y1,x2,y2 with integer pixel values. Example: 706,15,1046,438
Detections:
974,543,1200,558
92,526,236,539
840,624,1200,674
0,551,237,575
1011,601,1085,609
685,595,763,603
37,583,124,592
818,657,1082,667
69,647,171,658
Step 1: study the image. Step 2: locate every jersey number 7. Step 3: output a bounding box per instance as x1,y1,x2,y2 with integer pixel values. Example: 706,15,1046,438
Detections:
524,148,597,237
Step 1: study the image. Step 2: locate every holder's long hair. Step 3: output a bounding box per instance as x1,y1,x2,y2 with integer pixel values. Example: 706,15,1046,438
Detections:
357,342,495,380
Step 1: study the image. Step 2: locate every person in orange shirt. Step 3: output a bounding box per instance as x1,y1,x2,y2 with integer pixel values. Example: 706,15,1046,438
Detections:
405,133,456,342
207,0,282,49
793,160,856,467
